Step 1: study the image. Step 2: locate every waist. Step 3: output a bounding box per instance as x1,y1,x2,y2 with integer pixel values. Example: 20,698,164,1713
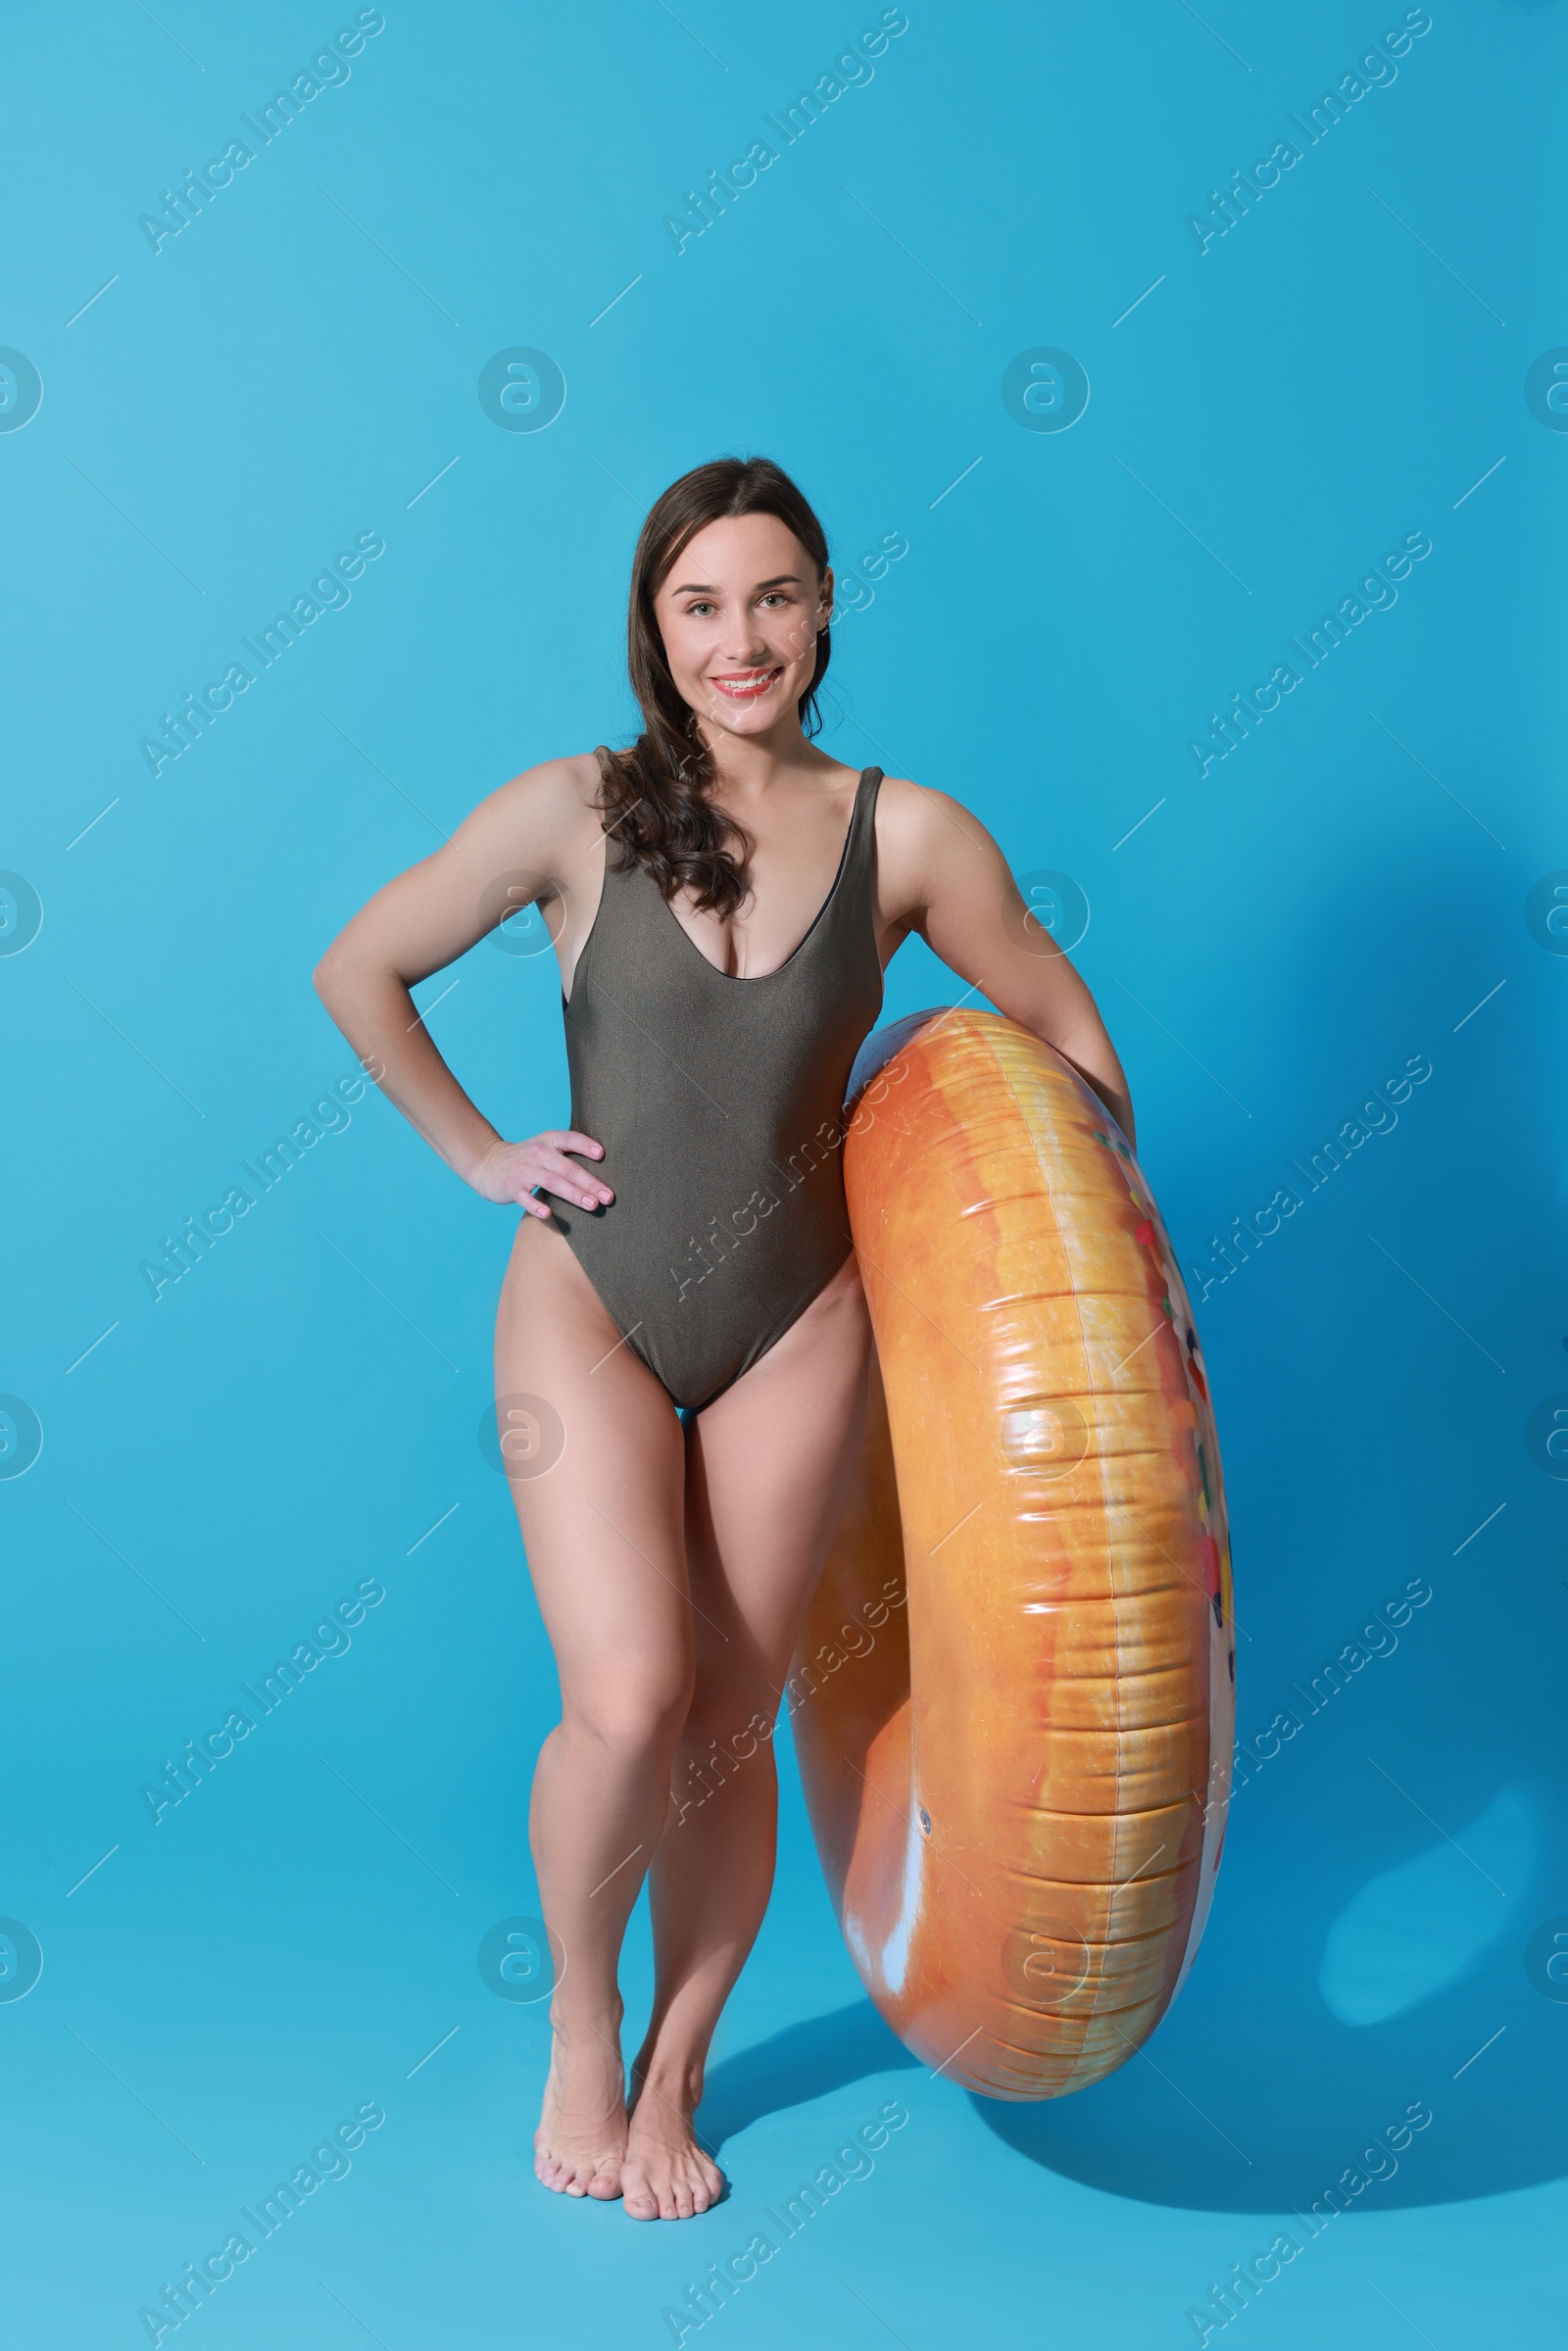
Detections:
560,1088,848,1224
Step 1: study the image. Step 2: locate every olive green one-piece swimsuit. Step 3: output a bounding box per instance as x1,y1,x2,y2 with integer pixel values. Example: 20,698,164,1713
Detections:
550,765,885,1412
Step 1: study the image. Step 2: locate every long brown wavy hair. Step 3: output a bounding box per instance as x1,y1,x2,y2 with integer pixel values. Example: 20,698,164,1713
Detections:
595,457,832,916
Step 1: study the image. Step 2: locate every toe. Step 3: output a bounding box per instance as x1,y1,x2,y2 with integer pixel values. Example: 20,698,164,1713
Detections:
621,2163,659,2221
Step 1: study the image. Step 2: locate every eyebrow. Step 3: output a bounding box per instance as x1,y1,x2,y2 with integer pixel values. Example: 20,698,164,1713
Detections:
667,571,806,596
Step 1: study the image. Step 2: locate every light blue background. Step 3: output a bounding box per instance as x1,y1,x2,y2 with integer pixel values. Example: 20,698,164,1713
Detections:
4,2,1565,2343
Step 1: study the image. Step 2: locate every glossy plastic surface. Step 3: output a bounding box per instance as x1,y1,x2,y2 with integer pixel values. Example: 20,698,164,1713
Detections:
791,1009,1235,2098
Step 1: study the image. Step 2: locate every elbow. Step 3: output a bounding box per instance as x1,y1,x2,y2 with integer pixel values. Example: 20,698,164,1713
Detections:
313,941,348,1011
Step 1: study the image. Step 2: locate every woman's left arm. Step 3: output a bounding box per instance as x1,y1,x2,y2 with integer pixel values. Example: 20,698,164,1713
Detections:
878,779,1136,1149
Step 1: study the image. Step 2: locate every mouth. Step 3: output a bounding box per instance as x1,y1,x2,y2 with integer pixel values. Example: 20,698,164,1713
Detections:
708,665,785,703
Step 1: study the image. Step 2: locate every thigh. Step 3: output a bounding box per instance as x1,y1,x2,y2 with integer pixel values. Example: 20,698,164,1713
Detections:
495,1214,691,1708
684,1253,873,1688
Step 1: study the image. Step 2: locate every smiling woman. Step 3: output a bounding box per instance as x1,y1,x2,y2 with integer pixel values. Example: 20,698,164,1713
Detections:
311,451,1136,2222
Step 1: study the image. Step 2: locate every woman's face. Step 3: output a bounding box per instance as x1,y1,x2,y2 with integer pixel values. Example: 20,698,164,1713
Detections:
654,512,833,743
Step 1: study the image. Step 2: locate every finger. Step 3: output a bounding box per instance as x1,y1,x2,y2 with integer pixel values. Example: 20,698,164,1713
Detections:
531,1176,613,1210
519,1161,612,1211
529,1150,612,1207
544,1131,606,1159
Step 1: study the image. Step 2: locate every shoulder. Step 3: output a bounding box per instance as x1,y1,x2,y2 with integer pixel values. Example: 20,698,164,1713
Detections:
490,750,604,824
873,775,1002,903
873,773,986,844
433,752,608,902
454,750,603,859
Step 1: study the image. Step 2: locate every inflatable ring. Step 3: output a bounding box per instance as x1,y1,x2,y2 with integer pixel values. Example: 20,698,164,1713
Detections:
790,1008,1234,2099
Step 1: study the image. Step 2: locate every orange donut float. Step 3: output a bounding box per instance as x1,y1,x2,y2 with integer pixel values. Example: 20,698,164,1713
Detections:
790,1008,1234,2099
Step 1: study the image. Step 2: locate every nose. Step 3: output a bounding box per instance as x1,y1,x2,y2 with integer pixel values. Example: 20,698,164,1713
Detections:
717,623,772,666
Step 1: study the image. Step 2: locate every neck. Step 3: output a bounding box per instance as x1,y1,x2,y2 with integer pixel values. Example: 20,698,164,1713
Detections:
694,715,834,800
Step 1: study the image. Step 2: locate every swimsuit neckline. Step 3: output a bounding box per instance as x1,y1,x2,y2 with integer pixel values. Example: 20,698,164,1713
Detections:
656,766,873,987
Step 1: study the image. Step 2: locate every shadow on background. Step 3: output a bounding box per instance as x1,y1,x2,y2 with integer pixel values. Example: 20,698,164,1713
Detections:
966,1900,1565,2213
704,1926,1563,2211
698,1998,919,2150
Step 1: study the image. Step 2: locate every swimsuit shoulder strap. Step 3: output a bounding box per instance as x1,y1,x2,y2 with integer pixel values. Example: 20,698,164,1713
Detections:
791,765,882,978
838,764,884,900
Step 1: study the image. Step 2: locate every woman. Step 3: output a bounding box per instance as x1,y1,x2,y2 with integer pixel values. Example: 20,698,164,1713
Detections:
314,456,1133,2222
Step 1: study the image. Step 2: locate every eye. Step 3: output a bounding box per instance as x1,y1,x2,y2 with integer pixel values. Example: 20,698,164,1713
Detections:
759,591,791,608
687,600,716,617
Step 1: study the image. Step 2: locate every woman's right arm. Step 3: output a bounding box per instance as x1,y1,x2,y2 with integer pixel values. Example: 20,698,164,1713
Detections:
312,757,614,1219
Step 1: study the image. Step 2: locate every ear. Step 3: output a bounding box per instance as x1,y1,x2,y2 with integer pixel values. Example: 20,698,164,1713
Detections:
818,563,836,626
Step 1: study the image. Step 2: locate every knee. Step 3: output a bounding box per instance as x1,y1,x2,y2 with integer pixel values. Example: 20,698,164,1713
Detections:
562,1669,693,1767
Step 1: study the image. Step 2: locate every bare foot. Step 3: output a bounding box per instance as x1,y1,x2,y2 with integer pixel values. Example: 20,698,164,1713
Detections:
533,2023,627,2200
621,2070,725,2220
